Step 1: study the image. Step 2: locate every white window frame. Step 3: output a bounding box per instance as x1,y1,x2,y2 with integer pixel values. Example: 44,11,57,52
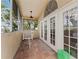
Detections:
64,7,78,58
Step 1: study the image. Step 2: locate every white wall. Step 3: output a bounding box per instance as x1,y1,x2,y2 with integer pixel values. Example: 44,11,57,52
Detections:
33,30,39,39
39,0,77,59
1,32,22,59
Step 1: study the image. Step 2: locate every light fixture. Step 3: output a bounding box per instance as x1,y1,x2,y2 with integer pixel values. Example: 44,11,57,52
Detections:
29,11,33,18
29,11,34,30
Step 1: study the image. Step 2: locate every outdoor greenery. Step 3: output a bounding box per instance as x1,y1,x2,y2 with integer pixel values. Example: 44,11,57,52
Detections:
3,26,10,33
12,20,18,31
23,21,30,30
12,9,18,32
64,47,69,53
1,3,10,21
23,20,38,30
1,2,11,33
34,20,38,29
1,8,10,21
4,9,10,21
1,0,19,33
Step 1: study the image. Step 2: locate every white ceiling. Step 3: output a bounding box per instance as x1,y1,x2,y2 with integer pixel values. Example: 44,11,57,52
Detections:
17,0,73,19
17,0,48,19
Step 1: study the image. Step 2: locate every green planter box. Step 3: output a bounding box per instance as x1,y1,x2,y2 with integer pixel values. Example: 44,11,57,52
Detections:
57,49,70,59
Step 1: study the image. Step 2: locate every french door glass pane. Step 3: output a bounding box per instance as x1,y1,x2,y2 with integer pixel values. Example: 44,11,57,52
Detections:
64,37,69,44
50,34,53,44
53,40,55,45
53,20,55,29
53,20,55,41
50,18,53,44
44,21,47,40
69,7,78,38
70,38,77,48
53,33,55,39
70,47,77,58
50,17,55,45
64,7,78,58
64,11,69,36
41,22,43,38
64,45,69,53
69,7,78,27
70,28,77,37
64,27,69,36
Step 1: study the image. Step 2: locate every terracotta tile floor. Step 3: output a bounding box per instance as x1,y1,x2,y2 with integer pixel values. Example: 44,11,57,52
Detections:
14,39,57,59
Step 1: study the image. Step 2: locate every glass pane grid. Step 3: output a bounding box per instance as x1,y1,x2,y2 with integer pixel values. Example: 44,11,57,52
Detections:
64,7,78,58
41,22,43,38
44,21,47,40
50,17,55,45
64,45,69,53
64,36,69,44
70,38,77,48
70,45,77,49
70,47,77,58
